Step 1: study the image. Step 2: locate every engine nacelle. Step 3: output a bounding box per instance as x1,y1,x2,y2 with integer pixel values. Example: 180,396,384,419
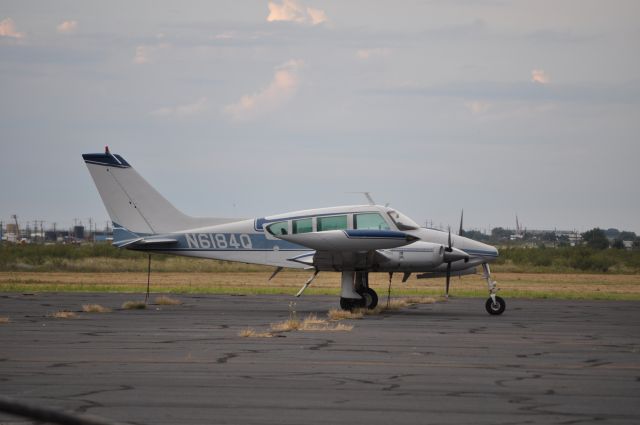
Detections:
375,241,446,271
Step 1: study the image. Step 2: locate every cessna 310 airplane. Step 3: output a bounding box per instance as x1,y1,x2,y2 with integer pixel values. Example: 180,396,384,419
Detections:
83,148,505,315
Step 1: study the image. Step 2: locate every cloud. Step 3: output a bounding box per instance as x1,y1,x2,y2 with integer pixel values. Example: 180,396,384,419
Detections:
267,0,327,25
150,97,208,117
364,80,640,105
465,100,490,115
531,69,550,84
57,20,78,34
356,48,390,60
0,18,25,39
133,43,168,64
225,59,304,121
306,7,327,25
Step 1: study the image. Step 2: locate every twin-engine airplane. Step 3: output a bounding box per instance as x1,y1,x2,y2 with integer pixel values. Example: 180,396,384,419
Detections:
83,148,505,315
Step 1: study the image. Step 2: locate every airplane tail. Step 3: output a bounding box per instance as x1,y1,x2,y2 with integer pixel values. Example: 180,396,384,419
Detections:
82,148,235,241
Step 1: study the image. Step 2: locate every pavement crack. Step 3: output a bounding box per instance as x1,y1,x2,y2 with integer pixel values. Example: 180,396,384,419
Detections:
216,352,239,364
495,373,542,388
68,385,134,399
309,339,334,351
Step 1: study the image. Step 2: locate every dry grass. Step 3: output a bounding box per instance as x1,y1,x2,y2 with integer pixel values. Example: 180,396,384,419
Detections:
0,317,9,324
268,314,355,333
52,311,77,319
122,300,147,310
238,327,274,338
154,295,182,305
270,318,301,332
403,296,439,304
2,271,639,300
328,296,441,320
327,309,364,320
299,314,353,331
82,304,111,313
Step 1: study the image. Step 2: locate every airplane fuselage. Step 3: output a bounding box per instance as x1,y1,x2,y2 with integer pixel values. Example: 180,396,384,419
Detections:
120,204,498,274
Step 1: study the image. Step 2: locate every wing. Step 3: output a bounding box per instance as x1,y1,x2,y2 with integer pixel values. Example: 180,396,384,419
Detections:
274,229,418,251
274,229,419,269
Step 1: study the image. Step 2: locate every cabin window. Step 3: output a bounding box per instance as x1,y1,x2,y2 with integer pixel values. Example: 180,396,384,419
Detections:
317,215,347,231
354,213,390,230
266,221,289,236
292,218,313,234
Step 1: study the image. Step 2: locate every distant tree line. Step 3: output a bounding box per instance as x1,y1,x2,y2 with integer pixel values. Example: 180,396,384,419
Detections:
465,227,639,250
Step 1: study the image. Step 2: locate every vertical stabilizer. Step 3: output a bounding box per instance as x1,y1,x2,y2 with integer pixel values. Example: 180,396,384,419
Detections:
82,149,235,235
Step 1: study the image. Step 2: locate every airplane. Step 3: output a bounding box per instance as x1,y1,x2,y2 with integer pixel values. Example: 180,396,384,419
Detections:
83,147,505,315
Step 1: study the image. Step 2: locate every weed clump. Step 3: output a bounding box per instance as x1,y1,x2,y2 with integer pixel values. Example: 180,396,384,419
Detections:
122,300,147,310
327,309,364,321
154,295,182,305
238,328,273,338
82,304,111,313
52,311,77,319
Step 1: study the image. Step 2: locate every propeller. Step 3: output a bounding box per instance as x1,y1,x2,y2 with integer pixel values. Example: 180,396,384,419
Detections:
442,226,470,298
445,227,452,298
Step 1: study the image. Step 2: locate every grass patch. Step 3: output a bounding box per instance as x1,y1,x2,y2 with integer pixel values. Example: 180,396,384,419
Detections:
268,313,355,333
328,296,442,319
52,311,77,319
0,317,9,324
270,318,301,332
238,328,273,338
327,309,364,320
300,314,353,331
122,300,147,310
1,271,639,301
82,304,111,313
154,295,182,305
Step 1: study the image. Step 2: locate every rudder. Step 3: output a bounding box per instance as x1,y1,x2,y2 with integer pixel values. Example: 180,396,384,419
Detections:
83,148,235,235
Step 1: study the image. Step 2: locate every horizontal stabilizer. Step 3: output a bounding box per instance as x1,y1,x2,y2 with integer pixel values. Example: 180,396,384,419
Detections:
113,237,179,249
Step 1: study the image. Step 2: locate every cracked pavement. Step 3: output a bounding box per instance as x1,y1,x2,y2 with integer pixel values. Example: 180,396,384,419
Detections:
0,293,639,424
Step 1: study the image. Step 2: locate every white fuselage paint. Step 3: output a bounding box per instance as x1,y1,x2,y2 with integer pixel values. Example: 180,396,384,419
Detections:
135,205,498,273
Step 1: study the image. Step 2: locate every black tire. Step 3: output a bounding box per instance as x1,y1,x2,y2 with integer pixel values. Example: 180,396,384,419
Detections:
358,287,378,310
340,297,365,311
485,296,506,315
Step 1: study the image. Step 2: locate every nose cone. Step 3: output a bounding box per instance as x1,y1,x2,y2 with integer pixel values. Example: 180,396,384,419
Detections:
481,243,499,260
464,238,499,260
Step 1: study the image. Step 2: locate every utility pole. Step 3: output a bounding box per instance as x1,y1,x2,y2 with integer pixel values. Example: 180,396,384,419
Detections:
11,215,19,242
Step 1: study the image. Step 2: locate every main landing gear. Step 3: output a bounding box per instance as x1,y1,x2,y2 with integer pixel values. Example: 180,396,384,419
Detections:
339,271,378,311
483,263,505,315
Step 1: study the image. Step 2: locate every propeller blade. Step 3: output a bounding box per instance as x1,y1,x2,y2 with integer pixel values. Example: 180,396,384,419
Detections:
458,209,464,236
447,226,452,251
445,261,451,298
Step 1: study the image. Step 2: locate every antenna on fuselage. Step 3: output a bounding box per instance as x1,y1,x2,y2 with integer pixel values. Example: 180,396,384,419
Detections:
346,192,376,206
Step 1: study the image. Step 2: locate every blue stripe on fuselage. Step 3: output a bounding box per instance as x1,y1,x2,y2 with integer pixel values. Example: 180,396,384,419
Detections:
462,248,498,258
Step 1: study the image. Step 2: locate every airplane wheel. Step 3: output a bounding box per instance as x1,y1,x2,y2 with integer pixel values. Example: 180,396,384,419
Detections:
358,287,378,310
485,296,506,315
340,297,365,311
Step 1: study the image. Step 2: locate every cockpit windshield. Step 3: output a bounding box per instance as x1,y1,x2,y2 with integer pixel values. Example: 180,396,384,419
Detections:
387,209,420,230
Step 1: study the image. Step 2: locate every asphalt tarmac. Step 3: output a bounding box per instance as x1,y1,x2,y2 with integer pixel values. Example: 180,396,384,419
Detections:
0,293,639,425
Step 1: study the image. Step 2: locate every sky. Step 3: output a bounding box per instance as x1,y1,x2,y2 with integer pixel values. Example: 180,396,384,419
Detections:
1,0,639,234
